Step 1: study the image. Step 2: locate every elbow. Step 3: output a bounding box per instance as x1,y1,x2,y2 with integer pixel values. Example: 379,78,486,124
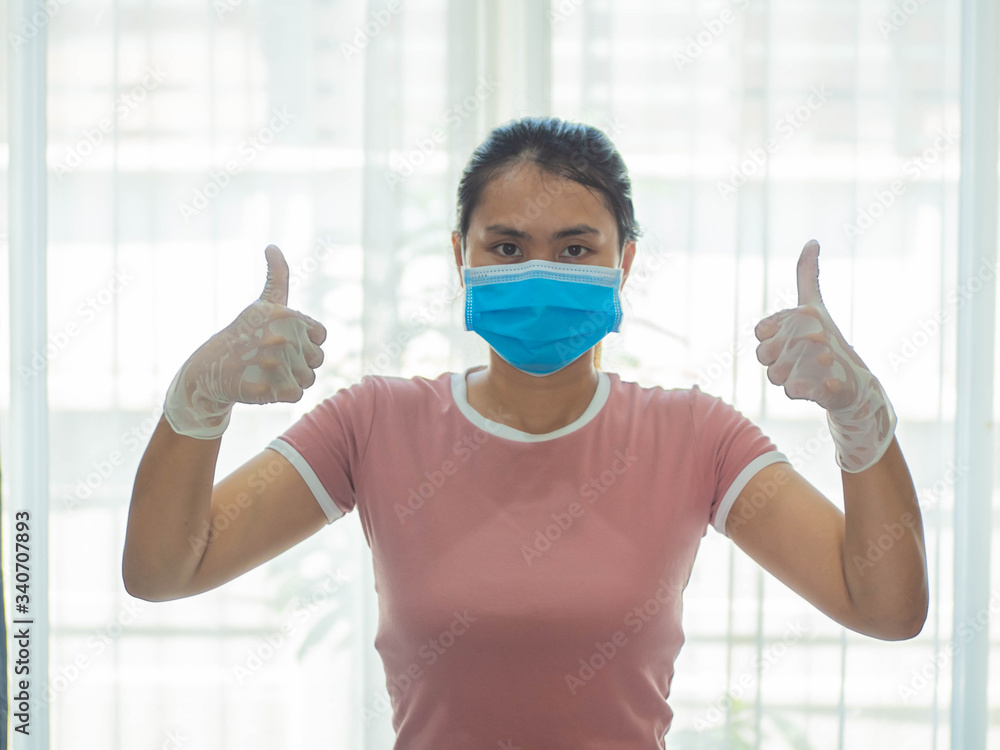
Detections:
896,600,929,641
873,593,929,641
122,576,180,603
121,564,157,602
898,583,931,640
881,612,926,641
845,579,929,641
121,556,177,603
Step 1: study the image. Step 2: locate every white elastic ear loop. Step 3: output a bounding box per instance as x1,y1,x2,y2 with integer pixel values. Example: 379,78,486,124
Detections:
616,241,627,291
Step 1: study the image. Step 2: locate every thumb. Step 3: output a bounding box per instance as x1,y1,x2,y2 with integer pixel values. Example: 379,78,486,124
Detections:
796,239,823,307
260,244,289,306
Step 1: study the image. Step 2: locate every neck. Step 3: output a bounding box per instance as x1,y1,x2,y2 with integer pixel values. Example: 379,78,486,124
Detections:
466,351,600,434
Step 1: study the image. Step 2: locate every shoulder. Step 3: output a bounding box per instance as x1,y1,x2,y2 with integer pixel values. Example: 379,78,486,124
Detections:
366,370,453,396
607,372,715,420
605,378,769,453
604,370,697,412
684,383,757,423
334,369,453,397
338,370,456,417
299,370,453,421
282,372,455,456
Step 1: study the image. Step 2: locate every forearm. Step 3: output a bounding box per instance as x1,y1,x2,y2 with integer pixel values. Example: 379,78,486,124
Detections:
840,435,929,639
122,414,221,601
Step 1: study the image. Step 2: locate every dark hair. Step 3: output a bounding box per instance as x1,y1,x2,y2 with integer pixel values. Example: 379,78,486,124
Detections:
454,116,642,253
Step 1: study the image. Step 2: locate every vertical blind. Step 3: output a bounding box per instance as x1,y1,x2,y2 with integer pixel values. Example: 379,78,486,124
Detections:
1,0,994,748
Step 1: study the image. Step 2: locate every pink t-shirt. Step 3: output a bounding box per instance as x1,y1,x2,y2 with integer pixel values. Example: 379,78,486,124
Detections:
267,366,787,749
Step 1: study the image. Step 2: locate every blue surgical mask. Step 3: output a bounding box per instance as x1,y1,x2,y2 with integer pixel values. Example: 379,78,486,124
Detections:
462,259,624,376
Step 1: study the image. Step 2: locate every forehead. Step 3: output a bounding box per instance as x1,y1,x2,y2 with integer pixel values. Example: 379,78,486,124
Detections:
470,161,615,231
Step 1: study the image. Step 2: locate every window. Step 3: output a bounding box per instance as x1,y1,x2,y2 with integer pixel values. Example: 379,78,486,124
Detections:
1,1,988,748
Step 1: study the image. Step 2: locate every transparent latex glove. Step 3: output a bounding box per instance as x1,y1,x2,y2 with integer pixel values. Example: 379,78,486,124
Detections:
163,244,327,439
754,240,897,473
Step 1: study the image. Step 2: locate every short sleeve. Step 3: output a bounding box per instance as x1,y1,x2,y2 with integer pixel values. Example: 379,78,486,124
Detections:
266,376,377,524
689,385,789,537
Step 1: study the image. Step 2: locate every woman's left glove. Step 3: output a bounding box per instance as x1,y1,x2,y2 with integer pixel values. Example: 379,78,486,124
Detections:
753,239,897,473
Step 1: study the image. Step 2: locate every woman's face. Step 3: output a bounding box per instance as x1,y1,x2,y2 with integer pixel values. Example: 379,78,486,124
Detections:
452,161,636,286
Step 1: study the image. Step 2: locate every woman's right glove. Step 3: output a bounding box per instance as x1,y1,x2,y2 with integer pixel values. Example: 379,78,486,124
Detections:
163,244,327,440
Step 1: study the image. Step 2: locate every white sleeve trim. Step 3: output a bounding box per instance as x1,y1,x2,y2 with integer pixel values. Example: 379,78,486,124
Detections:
266,438,346,525
712,451,791,537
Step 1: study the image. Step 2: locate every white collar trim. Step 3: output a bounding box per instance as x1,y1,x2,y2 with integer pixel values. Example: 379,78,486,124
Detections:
450,366,610,442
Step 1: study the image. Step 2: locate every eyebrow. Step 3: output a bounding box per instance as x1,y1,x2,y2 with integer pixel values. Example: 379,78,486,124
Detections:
483,223,603,241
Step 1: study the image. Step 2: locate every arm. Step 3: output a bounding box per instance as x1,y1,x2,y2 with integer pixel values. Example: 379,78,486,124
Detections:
725,437,928,640
740,238,928,639
122,244,328,601
122,419,329,602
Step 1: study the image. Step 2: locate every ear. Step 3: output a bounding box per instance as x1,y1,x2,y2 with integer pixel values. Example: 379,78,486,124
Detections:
452,231,464,288
620,240,637,287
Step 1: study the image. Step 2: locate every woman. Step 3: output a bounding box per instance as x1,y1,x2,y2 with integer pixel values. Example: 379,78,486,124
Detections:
122,116,928,748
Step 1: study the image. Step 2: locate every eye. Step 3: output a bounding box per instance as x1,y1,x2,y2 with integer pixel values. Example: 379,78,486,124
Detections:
494,243,521,257
562,245,590,258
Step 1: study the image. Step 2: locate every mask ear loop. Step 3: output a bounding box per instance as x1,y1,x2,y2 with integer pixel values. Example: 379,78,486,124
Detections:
449,234,467,305
616,240,626,291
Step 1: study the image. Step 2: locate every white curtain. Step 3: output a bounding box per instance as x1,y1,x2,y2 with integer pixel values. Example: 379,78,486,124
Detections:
1,0,990,748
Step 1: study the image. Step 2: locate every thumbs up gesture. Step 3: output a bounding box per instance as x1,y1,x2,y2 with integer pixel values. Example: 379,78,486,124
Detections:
754,240,862,411
163,245,327,439
753,240,897,472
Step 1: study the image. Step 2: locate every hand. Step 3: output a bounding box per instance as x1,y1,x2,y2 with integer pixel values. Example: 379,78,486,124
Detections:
753,239,865,411
163,245,327,439
753,239,896,473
